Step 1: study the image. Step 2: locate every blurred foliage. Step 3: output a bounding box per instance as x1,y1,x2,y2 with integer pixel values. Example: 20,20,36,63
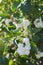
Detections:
0,0,43,65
